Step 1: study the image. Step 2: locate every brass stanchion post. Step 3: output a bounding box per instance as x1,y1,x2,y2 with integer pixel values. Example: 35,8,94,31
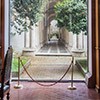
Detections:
68,56,76,90
14,57,23,89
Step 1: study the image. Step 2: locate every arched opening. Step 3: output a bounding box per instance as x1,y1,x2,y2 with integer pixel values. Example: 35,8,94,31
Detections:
9,0,87,82
49,20,59,41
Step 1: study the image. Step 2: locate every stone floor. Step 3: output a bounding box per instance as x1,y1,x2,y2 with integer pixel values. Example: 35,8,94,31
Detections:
9,82,100,100
35,41,69,55
20,56,84,81
20,41,85,81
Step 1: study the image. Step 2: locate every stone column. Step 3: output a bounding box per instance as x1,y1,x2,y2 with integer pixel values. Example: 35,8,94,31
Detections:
24,32,26,48
69,32,73,48
78,32,83,49
72,34,77,49
25,31,30,48
22,27,35,56
29,28,32,48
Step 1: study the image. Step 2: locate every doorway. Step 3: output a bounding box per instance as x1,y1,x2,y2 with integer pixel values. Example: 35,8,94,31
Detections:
10,0,87,82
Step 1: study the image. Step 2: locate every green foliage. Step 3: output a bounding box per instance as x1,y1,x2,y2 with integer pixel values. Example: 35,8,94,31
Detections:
78,59,88,73
12,57,28,72
10,0,43,35
54,0,87,35
49,32,59,39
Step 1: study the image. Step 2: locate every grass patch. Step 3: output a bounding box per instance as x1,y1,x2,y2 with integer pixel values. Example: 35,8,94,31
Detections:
78,59,88,73
12,57,28,72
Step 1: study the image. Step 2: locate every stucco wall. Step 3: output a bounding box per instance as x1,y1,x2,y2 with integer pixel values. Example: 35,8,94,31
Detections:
60,27,70,47
10,33,24,53
60,27,87,56
10,18,47,54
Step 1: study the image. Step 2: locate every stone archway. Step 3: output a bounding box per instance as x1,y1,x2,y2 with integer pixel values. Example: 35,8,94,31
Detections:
49,20,59,39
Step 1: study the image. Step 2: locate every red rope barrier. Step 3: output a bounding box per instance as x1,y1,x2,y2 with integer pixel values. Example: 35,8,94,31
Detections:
20,59,72,87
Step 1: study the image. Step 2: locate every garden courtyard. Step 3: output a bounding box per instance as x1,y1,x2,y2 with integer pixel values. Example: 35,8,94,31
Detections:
11,0,88,82
12,40,86,81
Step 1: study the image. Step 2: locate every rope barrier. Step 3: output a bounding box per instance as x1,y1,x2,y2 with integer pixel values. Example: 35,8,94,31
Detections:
14,55,76,89
14,57,23,89
20,59,72,87
68,56,76,90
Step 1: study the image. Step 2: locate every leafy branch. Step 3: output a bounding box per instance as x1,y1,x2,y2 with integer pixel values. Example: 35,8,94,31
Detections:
54,0,87,35
10,0,44,35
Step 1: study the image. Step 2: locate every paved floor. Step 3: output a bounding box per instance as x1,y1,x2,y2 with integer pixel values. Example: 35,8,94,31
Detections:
9,82,100,100
20,41,85,81
20,56,84,81
35,41,69,55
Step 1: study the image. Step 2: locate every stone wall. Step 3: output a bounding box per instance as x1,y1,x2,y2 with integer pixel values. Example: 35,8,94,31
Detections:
10,19,87,56
10,19,47,55
60,27,69,46
10,33,24,54
60,27,87,56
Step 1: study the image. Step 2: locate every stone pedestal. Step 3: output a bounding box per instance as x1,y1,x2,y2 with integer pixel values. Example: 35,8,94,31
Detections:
71,49,85,57
22,48,35,56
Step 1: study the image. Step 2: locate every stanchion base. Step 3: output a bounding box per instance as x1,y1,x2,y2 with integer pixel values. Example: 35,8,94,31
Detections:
14,84,23,89
68,86,76,90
